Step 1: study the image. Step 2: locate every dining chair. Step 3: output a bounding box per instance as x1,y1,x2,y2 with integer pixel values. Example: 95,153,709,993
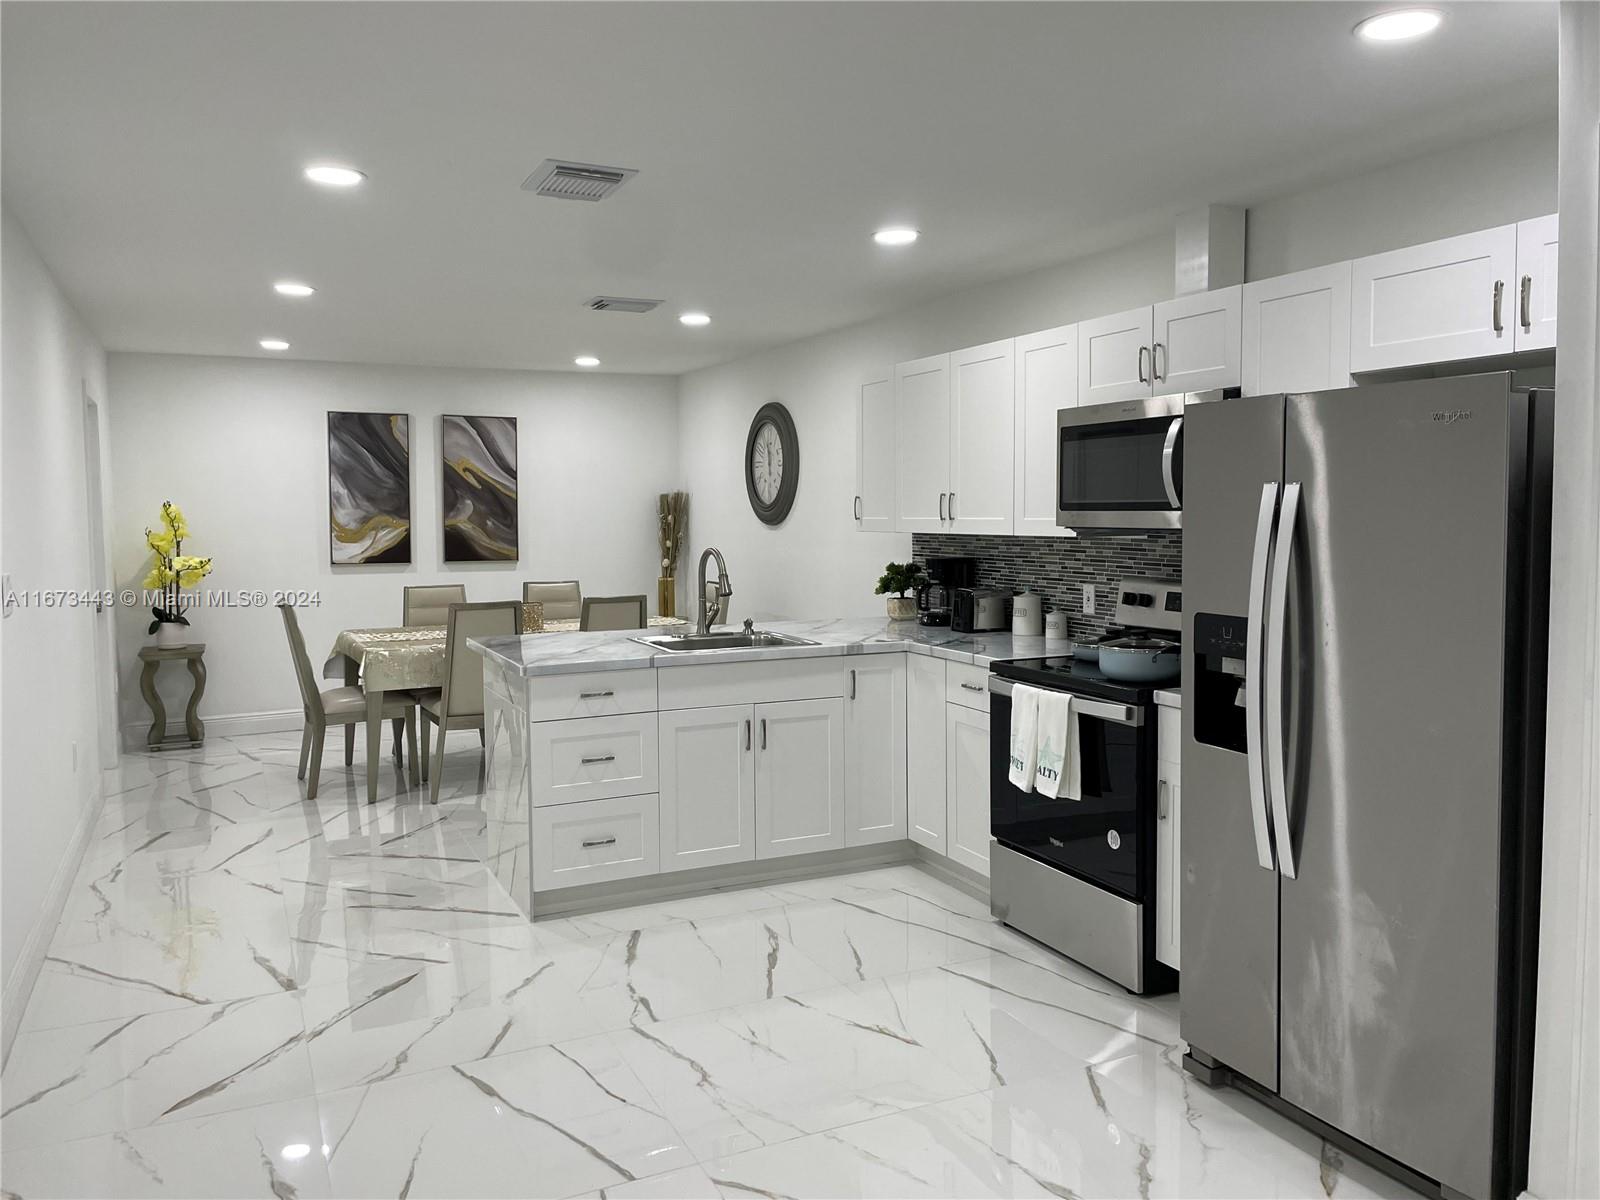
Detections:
522,580,581,622
403,584,467,626
278,604,418,801
580,594,648,631
416,601,520,803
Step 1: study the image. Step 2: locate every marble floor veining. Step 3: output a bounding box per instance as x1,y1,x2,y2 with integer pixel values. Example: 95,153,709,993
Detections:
1,732,1422,1199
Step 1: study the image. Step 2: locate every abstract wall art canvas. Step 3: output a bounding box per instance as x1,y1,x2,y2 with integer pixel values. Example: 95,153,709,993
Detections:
442,414,518,561
328,412,412,564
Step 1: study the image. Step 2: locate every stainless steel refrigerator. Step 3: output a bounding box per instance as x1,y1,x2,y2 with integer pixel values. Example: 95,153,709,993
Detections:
1180,373,1551,1200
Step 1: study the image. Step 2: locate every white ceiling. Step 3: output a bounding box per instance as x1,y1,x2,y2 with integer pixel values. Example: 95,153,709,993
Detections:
1,1,1557,376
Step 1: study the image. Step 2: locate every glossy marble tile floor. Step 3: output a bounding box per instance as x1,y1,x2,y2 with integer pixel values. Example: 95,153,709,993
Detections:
1,732,1421,1200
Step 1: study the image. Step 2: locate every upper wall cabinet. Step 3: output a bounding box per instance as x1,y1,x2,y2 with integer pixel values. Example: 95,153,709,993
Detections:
1241,262,1353,396
948,339,1016,535
1350,225,1518,371
893,354,952,533
1078,306,1155,405
1014,324,1078,537
1151,286,1242,393
854,375,896,532
1515,214,1558,352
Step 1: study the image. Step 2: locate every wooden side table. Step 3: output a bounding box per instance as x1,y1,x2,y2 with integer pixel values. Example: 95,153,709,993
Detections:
137,643,207,750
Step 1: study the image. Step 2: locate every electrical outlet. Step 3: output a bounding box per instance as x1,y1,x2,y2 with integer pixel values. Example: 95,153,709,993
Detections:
1081,584,1095,615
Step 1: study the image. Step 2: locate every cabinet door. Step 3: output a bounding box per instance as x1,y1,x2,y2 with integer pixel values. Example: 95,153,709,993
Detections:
1350,224,1518,372
1241,262,1352,396
948,339,1015,535
906,654,948,853
844,657,907,846
946,702,992,877
1515,214,1558,352
1078,306,1154,406
1155,768,1181,970
1152,286,1241,392
659,705,755,870
855,375,897,531
894,354,951,533
1013,324,1078,537
755,698,846,859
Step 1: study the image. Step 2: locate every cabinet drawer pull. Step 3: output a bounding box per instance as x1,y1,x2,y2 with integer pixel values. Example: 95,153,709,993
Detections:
854,495,863,520
745,718,751,751
1153,341,1166,382
580,754,616,765
760,718,767,750
960,681,985,692
1138,345,1150,384
1519,274,1533,332
1492,279,1505,334
938,492,948,521
849,668,857,700
581,835,618,849
948,492,956,520
1158,780,1169,820
578,690,614,700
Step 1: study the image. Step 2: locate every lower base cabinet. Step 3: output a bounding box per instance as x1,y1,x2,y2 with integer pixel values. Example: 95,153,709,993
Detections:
755,697,846,858
659,705,756,870
907,654,948,852
845,657,907,846
1155,704,1182,970
946,703,992,877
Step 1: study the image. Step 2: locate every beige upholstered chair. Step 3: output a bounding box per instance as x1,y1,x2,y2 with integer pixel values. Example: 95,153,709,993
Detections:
580,595,648,631
416,601,519,804
278,604,417,801
522,580,581,622
403,584,467,627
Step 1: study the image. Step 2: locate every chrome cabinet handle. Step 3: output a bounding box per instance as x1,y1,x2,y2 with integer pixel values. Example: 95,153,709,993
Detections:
1158,780,1169,820
581,835,617,849
1161,417,1183,509
760,718,767,750
1520,275,1533,332
948,492,956,520
1138,345,1150,384
1266,481,1301,880
961,681,985,692
578,690,614,700
849,669,857,700
580,754,616,765
1153,342,1166,382
1245,483,1280,873
854,495,863,520
745,718,751,751
1493,279,1505,334
938,492,947,521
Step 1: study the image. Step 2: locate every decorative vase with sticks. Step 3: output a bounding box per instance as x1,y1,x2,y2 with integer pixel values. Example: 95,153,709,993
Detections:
657,491,688,619
144,501,213,648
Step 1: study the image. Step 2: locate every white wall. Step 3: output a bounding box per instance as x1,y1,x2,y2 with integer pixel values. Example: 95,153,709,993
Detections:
106,354,679,733
1,207,111,1053
676,121,1559,623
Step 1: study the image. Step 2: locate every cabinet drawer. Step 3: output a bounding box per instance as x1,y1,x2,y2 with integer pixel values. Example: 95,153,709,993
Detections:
530,713,658,808
656,657,844,710
946,662,992,710
530,794,660,891
527,668,657,722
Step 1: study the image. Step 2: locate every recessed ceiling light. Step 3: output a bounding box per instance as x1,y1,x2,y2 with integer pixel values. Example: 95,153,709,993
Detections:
874,227,919,247
273,281,315,297
574,355,600,368
259,338,290,351
679,311,711,327
303,163,365,188
1355,9,1442,42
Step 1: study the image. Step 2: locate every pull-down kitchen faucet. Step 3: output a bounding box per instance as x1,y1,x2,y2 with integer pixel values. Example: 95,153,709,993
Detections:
695,547,733,635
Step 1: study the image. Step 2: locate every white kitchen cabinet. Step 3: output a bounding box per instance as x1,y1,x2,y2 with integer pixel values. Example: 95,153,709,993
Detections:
1155,703,1182,971
844,657,907,846
948,339,1015,534
1241,262,1353,396
1013,324,1077,537
754,697,846,859
659,704,755,870
946,702,992,878
1078,305,1155,405
894,354,951,533
855,375,896,531
1151,286,1241,393
906,654,948,853
1515,214,1558,352
1350,224,1518,372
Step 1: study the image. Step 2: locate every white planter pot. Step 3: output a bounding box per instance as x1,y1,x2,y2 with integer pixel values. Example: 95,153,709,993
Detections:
155,621,188,649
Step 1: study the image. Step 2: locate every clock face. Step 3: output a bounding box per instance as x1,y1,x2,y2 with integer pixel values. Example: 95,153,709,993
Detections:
745,402,798,525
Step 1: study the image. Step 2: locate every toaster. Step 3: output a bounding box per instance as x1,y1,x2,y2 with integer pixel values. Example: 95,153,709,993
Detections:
952,588,1008,633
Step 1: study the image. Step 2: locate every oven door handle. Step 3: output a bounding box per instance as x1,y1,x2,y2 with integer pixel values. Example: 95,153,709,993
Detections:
1161,417,1183,509
986,676,1143,727
1245,482,1280,873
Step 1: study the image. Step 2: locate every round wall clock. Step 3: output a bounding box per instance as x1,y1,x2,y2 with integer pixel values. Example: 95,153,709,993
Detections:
745,401,799,525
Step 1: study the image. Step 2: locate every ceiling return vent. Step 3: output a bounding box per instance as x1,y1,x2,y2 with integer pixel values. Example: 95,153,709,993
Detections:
585,295,663,314
522,159,638,202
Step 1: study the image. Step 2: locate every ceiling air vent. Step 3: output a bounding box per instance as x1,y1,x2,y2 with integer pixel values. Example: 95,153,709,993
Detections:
585,296,663,315
522,159,637,202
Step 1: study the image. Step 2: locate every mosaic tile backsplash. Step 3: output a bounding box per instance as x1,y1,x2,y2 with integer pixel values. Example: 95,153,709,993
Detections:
911,531,1182,642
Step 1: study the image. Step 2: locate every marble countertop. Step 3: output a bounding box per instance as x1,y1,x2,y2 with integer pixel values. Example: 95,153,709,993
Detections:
471,618,1074,678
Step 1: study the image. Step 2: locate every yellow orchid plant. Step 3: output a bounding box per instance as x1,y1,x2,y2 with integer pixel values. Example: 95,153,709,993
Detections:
144,500,213,634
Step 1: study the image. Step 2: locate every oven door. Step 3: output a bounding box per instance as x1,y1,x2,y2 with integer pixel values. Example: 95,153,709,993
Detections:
989,678,1151,902
1057,396,1184,530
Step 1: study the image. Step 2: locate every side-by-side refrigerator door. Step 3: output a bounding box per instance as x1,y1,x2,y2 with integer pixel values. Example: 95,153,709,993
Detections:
1276,375,1517,1197
1180,392,1285,1090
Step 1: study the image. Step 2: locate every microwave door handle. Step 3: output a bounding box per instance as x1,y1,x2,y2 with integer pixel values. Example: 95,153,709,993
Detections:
1245,483,1280,872
1265,481,1300,879
1161,417,1183,509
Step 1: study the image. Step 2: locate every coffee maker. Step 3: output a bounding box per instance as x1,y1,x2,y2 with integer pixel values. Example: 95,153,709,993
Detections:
916,556,977,625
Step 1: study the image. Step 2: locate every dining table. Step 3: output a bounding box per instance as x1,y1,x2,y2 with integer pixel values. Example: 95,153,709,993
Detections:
322,616,689,804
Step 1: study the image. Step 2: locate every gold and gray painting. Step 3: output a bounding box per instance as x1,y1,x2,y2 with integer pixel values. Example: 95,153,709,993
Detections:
328,412,412,564
442,414,518,561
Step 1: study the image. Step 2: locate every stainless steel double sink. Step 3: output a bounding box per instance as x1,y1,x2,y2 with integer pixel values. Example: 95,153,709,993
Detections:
631,630,819,654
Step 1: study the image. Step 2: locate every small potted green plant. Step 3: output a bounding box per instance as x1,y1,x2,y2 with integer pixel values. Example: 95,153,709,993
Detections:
875,561,924,621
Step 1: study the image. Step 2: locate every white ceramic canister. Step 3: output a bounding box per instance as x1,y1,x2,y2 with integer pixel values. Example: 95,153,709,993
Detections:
1011,591,1044,637
1044,608,1071,641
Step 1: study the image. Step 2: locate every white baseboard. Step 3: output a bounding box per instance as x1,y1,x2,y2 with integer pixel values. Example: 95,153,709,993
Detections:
120,707,302,750
2,778,105,1066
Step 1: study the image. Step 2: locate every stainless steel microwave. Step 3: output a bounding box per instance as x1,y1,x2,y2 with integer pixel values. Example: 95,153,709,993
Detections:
1056,390,1233,531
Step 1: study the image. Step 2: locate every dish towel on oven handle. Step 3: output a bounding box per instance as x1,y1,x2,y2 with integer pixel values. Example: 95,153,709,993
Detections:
1007,683,1041,791
1034,689,1081,800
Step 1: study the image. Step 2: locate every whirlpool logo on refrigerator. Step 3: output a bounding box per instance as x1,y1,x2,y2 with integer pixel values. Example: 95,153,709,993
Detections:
1431,409,1474,424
